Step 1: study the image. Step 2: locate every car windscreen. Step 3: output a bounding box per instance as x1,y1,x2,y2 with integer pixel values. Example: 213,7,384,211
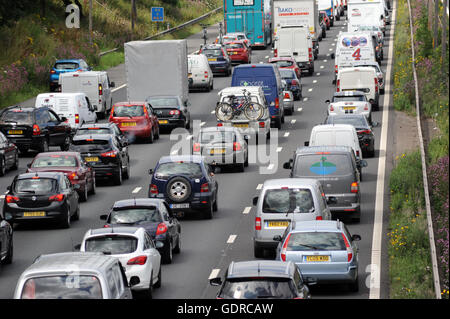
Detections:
294,154,353,177
280,70,295,79
14,178,56,194
0,110,33,124
225,43,244,50
271,60,294,68
69,139,111,153
199,131,236,144
202,49,223,57
76,128,112,135
263,188,314,214
21,276,102,299
220,278,295,299
147,98,179,108
110,207,162,224
155,162,203,179
287,232,346,251
32,155,77,168
332,95,366,102
84,235,138,255
54,62,79,70
326,116,368,128
112,105,145,117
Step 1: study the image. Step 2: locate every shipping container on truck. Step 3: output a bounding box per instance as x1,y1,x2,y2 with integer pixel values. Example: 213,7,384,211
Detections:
224,0,272,48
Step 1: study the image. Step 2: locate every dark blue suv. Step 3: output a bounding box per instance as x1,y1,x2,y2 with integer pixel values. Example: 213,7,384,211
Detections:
49,59,91,92
148,155,218,219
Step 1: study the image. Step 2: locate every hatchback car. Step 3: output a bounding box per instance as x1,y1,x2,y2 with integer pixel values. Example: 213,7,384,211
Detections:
26,151,96,202
275,220,361,291
100,198,181,264
14,252,133,299
75,122,129,147
146,95,191,131
192,126,248,172
148,155,218,219
0,106,72,154
79,227,162,299
109,102,160,143
209,260,315,299
69,134,130,185
49,59,90,92
325,91,372,123
3,172,80,228
252,178,332,258
280,69,302,101
268,57,301,79
283,146,363,222
0,212,13,265
199,44,232,76
0,131,19,176
224,40,251,64
324,114,377,158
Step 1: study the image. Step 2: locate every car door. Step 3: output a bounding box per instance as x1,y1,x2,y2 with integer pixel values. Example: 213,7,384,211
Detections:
84,96,96,123
0,133,15,167
160,202,178,246
47,109,67,145
143,233,161,282
146,104,158,132
205,164,217,200
62,176,78,214
113,137,128,168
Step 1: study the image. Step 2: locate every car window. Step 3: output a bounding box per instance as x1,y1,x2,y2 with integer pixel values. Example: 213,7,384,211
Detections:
326,116,368,128
54,62,79,70
109,207,162,224
69,139,112,153
287,232,346,251
293,268,303,287
155,162,203,179
280,70,295,78
271,60,294,68
202,49,223,57
112,263,125,296
159,204,170,221
0,109,33,124
144,233,155,250
146,98,179,108
262,188,314,214
14,178,55,194
32,155,77,168
36,109,51,124
107,267,118,299
0,133,7,143
85,235,138,255
76,128,111,135
332,95,367,102
49,110,60,122
220,278,296,299
113,105,145,117
225,43,244,50
222,95,258,104
199,130,236,144
294,154,353,177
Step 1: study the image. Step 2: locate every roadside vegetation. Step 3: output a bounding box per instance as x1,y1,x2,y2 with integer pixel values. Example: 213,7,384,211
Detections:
389,0,449,299
0,0,221,108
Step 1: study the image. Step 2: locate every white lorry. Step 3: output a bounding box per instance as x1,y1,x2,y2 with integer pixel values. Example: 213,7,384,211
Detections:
347,0,386,34
272,0,319,59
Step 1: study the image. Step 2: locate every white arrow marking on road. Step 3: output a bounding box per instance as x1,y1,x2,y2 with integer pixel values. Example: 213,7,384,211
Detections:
227,235,237,244
243,206,251,214
208,269,221,280
132,187,142,194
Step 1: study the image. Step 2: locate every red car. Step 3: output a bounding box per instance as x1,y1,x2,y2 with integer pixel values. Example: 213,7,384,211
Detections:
268,57,301,79
320,11,331,30
224,40,251,64
109,102,160,143
26,151,96,202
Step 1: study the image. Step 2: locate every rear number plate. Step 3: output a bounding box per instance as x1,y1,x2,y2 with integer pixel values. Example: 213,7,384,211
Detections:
170,203,190,209
122,122,136,127
233,123,249,128
159,120,168,124
8,130,23,135
23,211,46,217
85,157,99,162
343,107,356,110
208,58,217,62
210,148,225,155
267,221,289,228
305,255,330,262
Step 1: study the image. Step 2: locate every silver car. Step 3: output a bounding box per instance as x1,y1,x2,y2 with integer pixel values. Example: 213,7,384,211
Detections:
14,252,134,299
192,126,248,172
275,220,361,291
253,178,333,258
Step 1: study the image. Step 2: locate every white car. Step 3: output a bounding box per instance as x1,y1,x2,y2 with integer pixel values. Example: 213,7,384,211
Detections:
79,226,163,298
326,91,372,123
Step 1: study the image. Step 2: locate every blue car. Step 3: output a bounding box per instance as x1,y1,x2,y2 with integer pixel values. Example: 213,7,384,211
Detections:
49,59,91,92
148,155,218,219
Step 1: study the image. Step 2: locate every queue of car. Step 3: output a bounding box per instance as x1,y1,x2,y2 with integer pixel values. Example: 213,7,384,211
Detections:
0,0,391,300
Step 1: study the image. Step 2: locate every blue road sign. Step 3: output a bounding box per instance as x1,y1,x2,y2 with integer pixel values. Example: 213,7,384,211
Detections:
151,7,164,22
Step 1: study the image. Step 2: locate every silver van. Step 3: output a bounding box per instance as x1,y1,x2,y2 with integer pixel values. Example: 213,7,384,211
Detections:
283,146,363,223
252,178,332,258
14,252,134,299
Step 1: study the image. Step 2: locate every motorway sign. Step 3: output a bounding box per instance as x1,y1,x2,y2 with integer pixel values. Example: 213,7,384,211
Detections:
151,7,164,22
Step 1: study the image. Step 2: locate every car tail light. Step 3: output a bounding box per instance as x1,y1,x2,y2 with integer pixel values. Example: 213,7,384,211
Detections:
169,109,180,115
316,216,323,220
49,194,65,202
335,65,338,74
284,92,290,99
351,182,359,193
201,183,209,193
336,79,340,92
50,70,56,74
308,48,312,62
329,105,334,112
5,195,19,203
233,142,241,151
68,172,79,180
364,104,369,111
156,223,168,236
280,233,292,262
342,233,353,262
98,84,103,96
103,224,110,228
274,48,278,57
356,150,360,157
204,71,209,79
217,122,223,127
275,97,279,109
193,143,201,152
291,79,299,86
150,184,158,194
101,151,117,158
358,129,372,135
257,35,263,38
75,114,80,124
375,78,379,93
32,124,41,136
259,121,265,128
127,256,147,265
255,217,262,230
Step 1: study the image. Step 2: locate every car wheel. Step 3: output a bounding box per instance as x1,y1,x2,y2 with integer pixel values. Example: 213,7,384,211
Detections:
368,147,375,158
4,235,13,265
60,135,70,151
60,206,71,229
114,166,123,185
235,162,245,172
380,88,385,95
79,181,88,202
349,275,359,292
89,176,96,194
147,129,154,144
123,158,130,180
213,198,218,212
244,153,248,167
147,271,153,299
154,266,162,288
72,204,80,221
154,126,160,140
162,239,173,264
11,152,19,170
173,234,181,254
203,202,213,219
0,156,6,177
254,244,264,258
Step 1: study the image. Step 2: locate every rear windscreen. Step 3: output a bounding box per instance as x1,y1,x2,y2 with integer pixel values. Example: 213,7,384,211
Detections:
199,131,236,144
155,162,203,179
112,105,144,117
76,128,111,135
287,232,346,251
14,178,56,194
271,60,294,68
294,154,352,177
85,235,138,254
54,62,79,70
326,116,367,128
220,278,295,299
0,110,33,124
69,139,111,152
280,70,295,79
263,188,314,214
110,207,162,224
225,43,244,50
202,49,223,57
332,95,366,102
32,155,77,168
147,98,179,108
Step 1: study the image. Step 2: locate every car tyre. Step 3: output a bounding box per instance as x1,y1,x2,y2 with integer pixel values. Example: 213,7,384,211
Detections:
11,152,19,170
79,181,88,202
89,176,96,194
4,235,13,265
0,156,6,177
60,206,71,229
39,138,49,153
114,166,123,185
349,275,359,292
173,234,181,254
254,244,264,258
203,202,214,220
162,239,173,264
147,129,154,144
60,135,70,151
154,267,162,288
72,205,80,221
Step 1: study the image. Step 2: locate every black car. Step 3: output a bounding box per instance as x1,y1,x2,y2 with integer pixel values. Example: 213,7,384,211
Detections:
148,155,218,219
0,132,19,176
324,114,377,158
75,122,129,148
3,172,80,228
199,43,232,76
146,95,191,131
0,212,13,265
69,134,130,185
0,106,72,154
100,198,181,264
209,260,315,299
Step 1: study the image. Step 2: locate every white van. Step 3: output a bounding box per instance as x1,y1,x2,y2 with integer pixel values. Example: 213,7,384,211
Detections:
336,66,380,110
347,0,386,34
59,71,115,119
188,54,214,92
35,93,97,129
217,86,271,141
274,25,314,75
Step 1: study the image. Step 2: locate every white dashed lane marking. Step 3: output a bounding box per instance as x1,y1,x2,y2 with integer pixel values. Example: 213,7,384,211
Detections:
132,187,142,194
243,207,251,214
256,184,263,190
277,147,283,152
290,119,296,124
227,235,237,244
208,269,221,280
284,132,290,137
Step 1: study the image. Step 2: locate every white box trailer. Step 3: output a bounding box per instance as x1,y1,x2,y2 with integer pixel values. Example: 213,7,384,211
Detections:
347,0,385,33
124,40,189,103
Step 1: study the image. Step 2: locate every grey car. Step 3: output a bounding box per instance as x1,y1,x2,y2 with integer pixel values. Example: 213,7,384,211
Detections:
253,178,333,258
192,126,248,172
274,220,361,291
14,252,135,299
283,146,363,222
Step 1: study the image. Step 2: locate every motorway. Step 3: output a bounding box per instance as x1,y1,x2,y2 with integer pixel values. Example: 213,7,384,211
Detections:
0,10,395,299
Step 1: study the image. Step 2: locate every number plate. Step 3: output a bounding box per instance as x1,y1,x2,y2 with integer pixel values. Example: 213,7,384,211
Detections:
170,203,190,209
159,120,168,124
305,255,330,262
121,122,136,127
230,52,237,55
208,58,217,62
267,221,289,228
8,130,23,135
210,148,225,155
188,73,192,77
343,107,356,110
23,211,46,217
85,157,99,162
233,123,249,128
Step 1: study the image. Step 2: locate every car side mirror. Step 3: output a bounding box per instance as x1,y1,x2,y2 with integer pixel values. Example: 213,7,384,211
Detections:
93,105,98,111
331,53,335,59
252,196,259,206
209,277,222,286
60,117,68,122
155,241,164,249
73,243,81,251
325,100,330,104
6,186,11,192
273,235,282,242
148,169,154,175
110,82,115,88
369,99,375,104
304,141,310,146
327,196,338,205
361,160,368,167
283,160,292,169
352,234,362,241
100,214,108,220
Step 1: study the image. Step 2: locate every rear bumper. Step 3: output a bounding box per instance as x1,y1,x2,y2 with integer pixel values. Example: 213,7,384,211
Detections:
295,264,358,284
157,118,185,128
90,165,120,179
120,126,152,138
209,63,229,73
148,193,214,213
4,202,67,224
7,136,46,151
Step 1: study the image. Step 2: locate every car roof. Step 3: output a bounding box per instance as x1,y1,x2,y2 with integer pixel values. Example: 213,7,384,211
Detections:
312,124,356,131
17,171,64,180
333,91,366,96
79,123,116,129
268,57,295,62
219,86,263,96
33,151,80,158
262,178,320,189
37,92,86,98
226,260,295,279
295,145,354,154
339,66,376,73
234,63,274,70
158,155,204,164
87,226,142,237
291,220,343,232
2,106,36,112
112,198,163,208
72,134,113,141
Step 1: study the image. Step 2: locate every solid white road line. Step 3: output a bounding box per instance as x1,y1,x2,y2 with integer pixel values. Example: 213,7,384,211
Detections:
226,235,237,244
132,187,142,194
208,269,221,280
111,83,127,93
284,132,290,137
242,207,251,215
